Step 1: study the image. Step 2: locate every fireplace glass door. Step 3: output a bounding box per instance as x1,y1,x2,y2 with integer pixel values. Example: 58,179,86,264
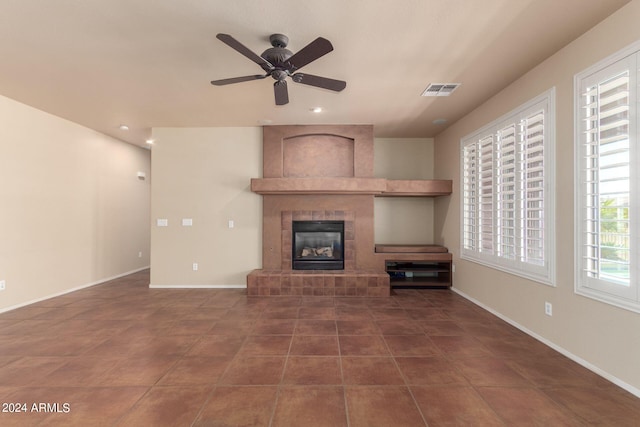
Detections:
292,221,344,270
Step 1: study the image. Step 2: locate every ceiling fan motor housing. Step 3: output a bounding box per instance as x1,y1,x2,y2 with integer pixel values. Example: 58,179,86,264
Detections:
262,34,294,78
262,47,293,67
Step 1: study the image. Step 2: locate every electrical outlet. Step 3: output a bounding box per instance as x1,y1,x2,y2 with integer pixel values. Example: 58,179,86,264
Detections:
545,302,553,316
138,251,143,258
0,280,5,291
192,263,198,271
228,220,234,229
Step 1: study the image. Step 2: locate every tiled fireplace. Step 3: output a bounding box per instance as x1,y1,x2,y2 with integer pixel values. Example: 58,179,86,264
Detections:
247,125,390,296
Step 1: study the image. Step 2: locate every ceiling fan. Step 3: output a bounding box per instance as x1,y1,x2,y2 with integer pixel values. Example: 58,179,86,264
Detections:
211,33,346,105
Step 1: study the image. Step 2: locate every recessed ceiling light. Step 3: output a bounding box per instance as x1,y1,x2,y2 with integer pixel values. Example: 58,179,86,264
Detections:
119,124,129,131
310,107,323,113
433,118,447,125
145,139,154,145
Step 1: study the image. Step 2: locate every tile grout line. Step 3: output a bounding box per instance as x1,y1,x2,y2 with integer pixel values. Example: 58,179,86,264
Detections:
336,314,352,427
267,317,298,427
385,305,430,427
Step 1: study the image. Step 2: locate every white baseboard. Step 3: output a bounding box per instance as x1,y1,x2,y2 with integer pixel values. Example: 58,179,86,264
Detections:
0,266,150,314
148,284,247,289
452,287,640,398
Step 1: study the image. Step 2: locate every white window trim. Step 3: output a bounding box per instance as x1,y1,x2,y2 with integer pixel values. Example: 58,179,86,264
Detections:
574,39,640,313
460,88,556,286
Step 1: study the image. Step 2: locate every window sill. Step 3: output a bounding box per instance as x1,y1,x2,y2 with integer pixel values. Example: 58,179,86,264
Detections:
460,253,555,287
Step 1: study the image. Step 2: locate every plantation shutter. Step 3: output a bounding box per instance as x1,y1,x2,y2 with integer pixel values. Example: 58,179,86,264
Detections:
521,111,545,266
497,125,517,260
578,58,634,299
479,135,494,254
462,143,478,251
460,88,554,285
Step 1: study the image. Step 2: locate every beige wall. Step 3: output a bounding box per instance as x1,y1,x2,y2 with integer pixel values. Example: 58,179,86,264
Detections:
0,95,151,311
374,138,434,244
434,0,640,393
149,127,263,287
149,132,436,286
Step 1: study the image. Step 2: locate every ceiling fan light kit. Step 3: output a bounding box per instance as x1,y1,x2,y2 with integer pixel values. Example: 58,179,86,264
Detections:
211,33,346,105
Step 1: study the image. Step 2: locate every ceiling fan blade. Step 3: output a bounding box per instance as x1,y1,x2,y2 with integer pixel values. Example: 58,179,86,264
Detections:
292,73,346,91
287,37,334,71
211,75,268,86
274,81,289,105
216,33,274,71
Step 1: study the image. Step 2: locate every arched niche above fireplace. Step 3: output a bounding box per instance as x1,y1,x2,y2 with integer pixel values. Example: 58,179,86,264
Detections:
262,125,374,179
283,134,354,178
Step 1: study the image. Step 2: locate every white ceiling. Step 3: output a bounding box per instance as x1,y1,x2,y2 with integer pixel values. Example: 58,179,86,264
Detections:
0,0,629,147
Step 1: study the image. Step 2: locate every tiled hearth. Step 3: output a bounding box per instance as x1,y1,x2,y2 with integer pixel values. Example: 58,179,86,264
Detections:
247,270,389,297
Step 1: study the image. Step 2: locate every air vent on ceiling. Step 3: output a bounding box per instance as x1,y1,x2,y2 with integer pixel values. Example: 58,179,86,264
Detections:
421,83,461,97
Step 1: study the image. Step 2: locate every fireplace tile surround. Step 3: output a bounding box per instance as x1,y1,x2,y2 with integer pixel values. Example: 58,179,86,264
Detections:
250,196,390,296
247,207,388,297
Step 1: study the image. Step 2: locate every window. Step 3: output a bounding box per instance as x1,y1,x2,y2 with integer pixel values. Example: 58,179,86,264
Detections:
461,89,555,285
575,41,640,312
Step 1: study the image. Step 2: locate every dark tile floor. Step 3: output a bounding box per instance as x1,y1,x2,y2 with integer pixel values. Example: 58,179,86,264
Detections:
1,269,639,426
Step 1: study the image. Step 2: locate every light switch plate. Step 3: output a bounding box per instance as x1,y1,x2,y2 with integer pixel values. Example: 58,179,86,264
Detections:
182,218,193,226
157,219,168,227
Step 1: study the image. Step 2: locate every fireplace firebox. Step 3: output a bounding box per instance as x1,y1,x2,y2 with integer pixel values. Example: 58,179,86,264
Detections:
292,221,344,270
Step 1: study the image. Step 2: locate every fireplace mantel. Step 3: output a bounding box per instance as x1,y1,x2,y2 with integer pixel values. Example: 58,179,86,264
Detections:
251,178,452,196
251,177,385,195
381,179,452,197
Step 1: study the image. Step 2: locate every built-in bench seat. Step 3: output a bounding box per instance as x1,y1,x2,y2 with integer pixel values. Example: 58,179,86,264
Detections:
375,244,448,254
